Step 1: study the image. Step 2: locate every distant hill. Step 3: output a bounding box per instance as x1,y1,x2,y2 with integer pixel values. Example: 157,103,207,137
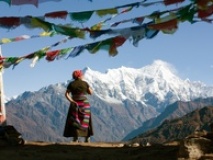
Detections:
123,97,213,140
130,106,213,144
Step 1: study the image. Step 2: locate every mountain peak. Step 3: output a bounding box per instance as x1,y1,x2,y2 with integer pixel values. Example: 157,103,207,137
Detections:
144,60,178,77
81,60,213,106
152,59,172,67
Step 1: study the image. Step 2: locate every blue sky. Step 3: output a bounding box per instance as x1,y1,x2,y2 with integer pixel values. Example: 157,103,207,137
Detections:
0,0,213,98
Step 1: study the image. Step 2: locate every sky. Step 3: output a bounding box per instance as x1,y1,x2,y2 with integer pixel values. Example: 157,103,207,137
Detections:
0,0,213,98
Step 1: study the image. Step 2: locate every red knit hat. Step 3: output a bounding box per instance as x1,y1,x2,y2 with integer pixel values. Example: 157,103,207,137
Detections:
72,70,83,79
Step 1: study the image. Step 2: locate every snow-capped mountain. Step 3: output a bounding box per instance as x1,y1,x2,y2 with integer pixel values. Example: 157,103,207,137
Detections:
84,60,213,111
5,60,213,142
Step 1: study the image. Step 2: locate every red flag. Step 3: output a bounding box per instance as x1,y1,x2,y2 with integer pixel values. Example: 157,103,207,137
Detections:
164,0,185,5
196,0,209,8
11,0,38,7
45,11,68,19
198,4,213,18
0,17,20,28
46,50,60,61
110,36,126,56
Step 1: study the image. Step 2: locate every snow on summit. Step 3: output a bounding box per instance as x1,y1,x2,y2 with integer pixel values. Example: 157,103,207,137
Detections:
82,60,213,104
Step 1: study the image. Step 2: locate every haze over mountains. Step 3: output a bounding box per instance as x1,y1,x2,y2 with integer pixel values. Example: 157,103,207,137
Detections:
5,60,213,142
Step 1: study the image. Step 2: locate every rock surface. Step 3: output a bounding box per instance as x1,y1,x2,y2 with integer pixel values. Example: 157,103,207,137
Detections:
178,132,213,160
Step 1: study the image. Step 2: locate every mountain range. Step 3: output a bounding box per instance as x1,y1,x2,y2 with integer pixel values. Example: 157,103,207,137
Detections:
5,60,213,142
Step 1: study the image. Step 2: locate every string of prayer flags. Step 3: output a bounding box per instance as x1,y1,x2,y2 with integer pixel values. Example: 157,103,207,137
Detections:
0,36,127,69
0,31,55,45
0,0,163,29
0,0,211,34
1,0,213,70
0,0,62,7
